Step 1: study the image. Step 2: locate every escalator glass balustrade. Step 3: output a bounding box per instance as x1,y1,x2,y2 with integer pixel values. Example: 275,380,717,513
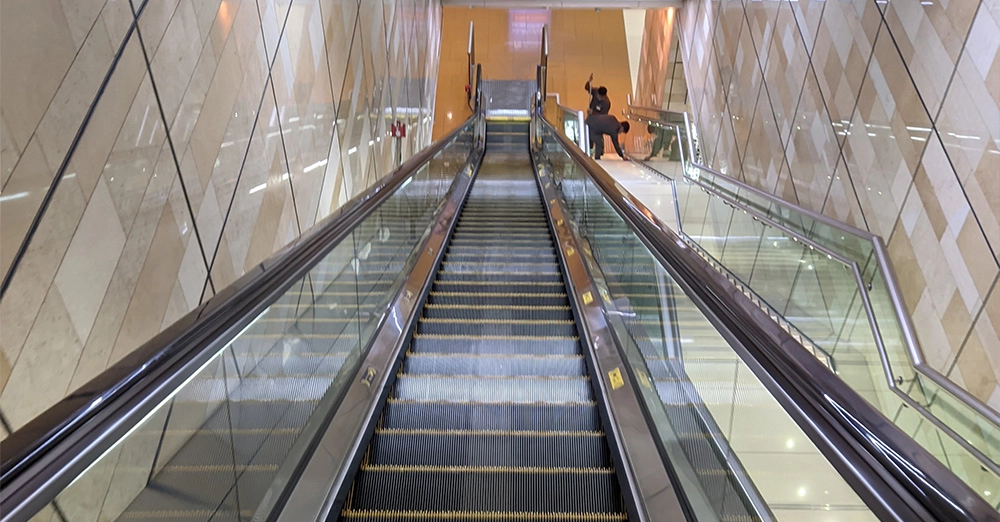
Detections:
19,121,478,522
534,120,881,522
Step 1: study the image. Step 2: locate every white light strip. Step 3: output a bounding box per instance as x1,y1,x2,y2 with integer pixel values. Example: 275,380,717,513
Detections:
303,159,328,173
0,192,29,202
249,183,267,194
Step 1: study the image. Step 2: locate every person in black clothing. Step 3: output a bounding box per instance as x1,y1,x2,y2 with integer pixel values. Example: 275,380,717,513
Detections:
586,114,630,159
585,74,610,115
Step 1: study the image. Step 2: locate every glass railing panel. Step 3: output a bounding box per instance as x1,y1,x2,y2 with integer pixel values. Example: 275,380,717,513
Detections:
539,123,878,522
31,120,477,522
628,108,1000,504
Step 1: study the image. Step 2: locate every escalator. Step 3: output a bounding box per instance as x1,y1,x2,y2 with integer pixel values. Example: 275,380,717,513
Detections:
338,134,628,520
3,110,997,522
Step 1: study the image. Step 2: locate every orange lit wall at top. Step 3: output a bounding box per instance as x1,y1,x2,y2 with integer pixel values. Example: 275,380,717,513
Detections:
434,7,633,140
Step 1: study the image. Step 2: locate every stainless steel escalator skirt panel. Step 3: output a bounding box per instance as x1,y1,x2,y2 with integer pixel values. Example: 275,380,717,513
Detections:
269,152,485,522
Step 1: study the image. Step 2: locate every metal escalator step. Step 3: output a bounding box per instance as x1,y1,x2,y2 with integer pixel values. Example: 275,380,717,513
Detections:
439,261,561,274
431,281,566,294
340,510,626,521
451,232,551,240
417,318,577,337
454,223,548,229
394,375,592,403
410,335,580,355
367,431,610,467
422,304,573,321
347,468,623,513
434,272,563,283
403,353,585,376
448,237,553,246
427,292,568,307
381,401,601,432
445,249,556,259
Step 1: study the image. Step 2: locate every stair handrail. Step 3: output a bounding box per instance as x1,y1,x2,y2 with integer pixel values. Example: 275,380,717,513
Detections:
625,102,1000,475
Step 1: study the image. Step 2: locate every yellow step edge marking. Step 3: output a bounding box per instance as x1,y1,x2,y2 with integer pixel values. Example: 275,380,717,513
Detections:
340,510,627,520
414,334,578,341
429,291,567,297
436,271,558,276
419,318,574,325
405,351,582,360
433,281,564,286
424,304,570,311
375,428,603,437
448,251,555,254
399,374,588,381
359,464,614,474
386,398,597,406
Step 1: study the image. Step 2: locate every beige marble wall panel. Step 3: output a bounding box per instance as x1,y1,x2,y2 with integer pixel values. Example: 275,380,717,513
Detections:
741,85,788,196
0,140,56,277
810,0,879,135
0,115,20,185
726,24,763,166
1,288,85,428
882,0,979,119
1,1,136,284
0,0,78,152
679,0,1000,423
839,29,931,238
68,144,178,390
272,0,341,232
785,68,840,212
744,0,780,70
0,350,11,397
764,3,808,145
1,0,442,441
0,35,146,398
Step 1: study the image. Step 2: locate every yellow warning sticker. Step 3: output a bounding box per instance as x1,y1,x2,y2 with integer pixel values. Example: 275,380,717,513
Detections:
556,219,564,227
582,291,593,305
545,182,551,189
608,368,624,390
566,247,575,257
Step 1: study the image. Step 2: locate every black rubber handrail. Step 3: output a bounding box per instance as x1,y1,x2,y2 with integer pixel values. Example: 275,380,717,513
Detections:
536,113,998,522
0,117,477,516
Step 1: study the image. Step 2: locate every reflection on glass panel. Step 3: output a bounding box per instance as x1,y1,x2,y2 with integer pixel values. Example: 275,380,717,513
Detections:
38,119,476,522
621,108,1000,503
537,123,877,522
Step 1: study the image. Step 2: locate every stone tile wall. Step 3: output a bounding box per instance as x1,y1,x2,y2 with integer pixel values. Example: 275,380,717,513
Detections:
678,0,1000,411
0,0,441,433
